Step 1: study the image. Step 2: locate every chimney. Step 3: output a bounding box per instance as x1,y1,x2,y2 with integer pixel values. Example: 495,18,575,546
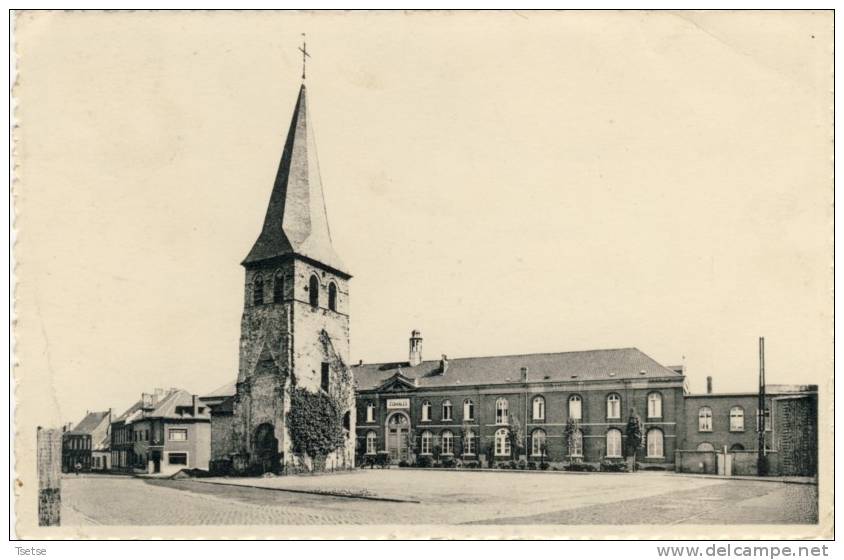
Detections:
521,367,529,382
153,388,164,405
192,395,199,417
409,330,423,367
706,376,713,394
440,354,449,375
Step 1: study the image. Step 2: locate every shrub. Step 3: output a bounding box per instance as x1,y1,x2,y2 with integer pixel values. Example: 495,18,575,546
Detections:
375,451,391,468
517,459,527,470
416,455,434,468
599,458,628,472
642,464,668,471
527,461,537,470
441,456,457,469
398,460,410,468
539,461,550,471
565,462,598,472
464,461,478,469
508,460,518,470
287,388,345,462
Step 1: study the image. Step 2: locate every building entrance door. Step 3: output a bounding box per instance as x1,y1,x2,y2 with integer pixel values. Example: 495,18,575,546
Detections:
254,423,280,474
387,413,410,462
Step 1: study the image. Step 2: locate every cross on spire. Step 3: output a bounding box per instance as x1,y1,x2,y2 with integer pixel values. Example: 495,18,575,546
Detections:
299,33,310,80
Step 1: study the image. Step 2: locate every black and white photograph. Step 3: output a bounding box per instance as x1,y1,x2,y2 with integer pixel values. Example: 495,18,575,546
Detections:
10,9,832,541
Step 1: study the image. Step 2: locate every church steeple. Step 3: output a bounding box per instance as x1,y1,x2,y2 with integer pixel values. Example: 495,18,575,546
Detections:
243,84,348,277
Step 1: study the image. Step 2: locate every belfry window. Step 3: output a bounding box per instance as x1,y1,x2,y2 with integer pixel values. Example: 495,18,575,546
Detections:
273,272,284,302
328,282,337,311
253,275,264,306
309,275,319,307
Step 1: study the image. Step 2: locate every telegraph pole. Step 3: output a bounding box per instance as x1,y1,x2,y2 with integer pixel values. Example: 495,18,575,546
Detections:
757,337,767,476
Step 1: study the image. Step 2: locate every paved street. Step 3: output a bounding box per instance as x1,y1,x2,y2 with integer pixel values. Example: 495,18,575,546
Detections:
60,471,818,526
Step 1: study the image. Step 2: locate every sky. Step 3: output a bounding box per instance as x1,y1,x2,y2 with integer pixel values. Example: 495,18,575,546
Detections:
14,11,832,427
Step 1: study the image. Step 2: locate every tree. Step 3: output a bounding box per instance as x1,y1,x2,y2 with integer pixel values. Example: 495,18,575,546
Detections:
507,416,524,460
563,416,581,463
624,408,643,472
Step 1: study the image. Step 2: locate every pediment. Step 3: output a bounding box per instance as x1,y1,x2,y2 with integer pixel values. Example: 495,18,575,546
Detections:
376,371,418,392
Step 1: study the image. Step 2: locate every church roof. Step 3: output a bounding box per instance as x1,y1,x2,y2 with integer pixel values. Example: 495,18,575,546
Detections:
353,347,683,391
242,84,348,276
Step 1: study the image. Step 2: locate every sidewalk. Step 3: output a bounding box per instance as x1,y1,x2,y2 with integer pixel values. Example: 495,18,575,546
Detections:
673,473,817,485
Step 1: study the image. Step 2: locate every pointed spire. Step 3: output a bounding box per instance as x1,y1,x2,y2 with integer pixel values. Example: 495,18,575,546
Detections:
243,84,348,276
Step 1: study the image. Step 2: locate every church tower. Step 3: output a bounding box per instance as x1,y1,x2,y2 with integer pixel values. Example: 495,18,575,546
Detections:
230,78,355,474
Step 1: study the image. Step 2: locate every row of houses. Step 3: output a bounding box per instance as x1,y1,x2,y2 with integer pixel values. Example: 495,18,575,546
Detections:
61,388,211,476
62,334,818,478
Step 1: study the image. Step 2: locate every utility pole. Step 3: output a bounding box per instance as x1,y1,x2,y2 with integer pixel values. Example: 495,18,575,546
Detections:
757,337,767,476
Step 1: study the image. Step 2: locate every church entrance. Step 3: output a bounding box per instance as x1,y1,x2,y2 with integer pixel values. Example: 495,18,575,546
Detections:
386,413,410,462
253,423,280,474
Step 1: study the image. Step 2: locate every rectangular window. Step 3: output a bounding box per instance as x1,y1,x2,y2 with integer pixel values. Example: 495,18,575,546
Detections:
321,362,330,392
168,429,188,441
168,453,188,465
366,405,374,423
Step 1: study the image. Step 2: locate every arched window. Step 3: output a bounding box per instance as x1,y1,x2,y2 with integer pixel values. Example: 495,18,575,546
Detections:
698,407,713,432
532,396,545,420
420,431,433,455
531,429,547,457
441,431,454,455
569,429,583,457
568,395,582,420
494,428,511,457
606,429,622,458
253,275,264,306
328,282,337,311
606,394,621,419
365,431,377,455
730,406,745,432
442,400,453,421
273,271,284,303
308,274,319,307
647,392,663,418
646,428,664,458
495,398,509,424
365,403,375,423
463,430,476,455
696,442,715,452
421,401,432,422
463,399,475,421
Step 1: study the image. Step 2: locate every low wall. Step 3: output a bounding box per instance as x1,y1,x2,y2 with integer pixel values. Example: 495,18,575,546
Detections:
675,450,717,474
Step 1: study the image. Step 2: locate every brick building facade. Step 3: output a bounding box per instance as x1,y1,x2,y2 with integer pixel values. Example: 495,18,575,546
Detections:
61,410,111,473
352,332,685,467
110,388,211,475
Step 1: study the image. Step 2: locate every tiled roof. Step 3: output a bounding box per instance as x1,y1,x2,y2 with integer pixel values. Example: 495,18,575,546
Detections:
149,389,210,420
113,400,143,423
203,380,237,399
353,347,682,391
67,411,110,435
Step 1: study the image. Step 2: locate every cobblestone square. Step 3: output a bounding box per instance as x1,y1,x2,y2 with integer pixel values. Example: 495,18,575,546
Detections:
60,470,818,527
